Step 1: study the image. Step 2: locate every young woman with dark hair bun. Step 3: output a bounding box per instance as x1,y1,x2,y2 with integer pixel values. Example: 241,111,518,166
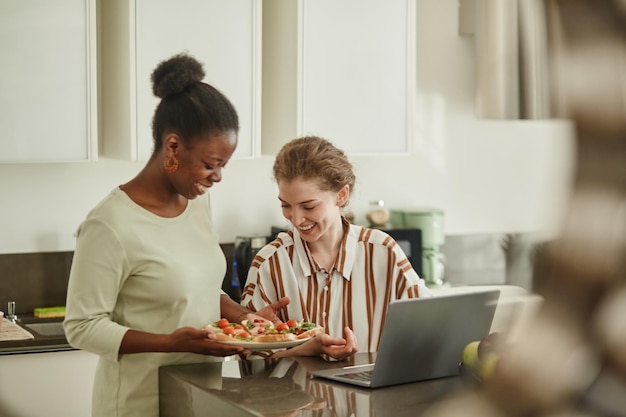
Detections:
64,53,286,417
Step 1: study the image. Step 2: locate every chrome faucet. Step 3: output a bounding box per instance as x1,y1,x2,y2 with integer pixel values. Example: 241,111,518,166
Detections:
7,301,17,323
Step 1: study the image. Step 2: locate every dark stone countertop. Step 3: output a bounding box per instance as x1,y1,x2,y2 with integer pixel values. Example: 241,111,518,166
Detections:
159,353,466,417
0,315,73,355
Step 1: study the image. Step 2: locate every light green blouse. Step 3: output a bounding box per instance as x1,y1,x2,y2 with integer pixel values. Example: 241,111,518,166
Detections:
65,187,225,417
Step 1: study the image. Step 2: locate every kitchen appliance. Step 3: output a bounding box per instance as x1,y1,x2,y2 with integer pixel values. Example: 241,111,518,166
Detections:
384,228,422,278
233,235,269,291
390,208,446,287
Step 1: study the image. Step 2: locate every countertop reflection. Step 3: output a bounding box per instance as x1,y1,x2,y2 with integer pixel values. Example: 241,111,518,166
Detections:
159,353,465,417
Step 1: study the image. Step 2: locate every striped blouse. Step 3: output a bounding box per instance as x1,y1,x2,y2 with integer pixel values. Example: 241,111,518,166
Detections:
240,219,431,352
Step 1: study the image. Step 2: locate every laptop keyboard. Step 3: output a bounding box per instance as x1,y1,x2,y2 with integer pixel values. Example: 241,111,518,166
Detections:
337,370,374,382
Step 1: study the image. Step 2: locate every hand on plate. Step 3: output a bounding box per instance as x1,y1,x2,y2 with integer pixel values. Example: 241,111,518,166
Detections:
249,296,291,325
167,326,250,357
272,326,358,361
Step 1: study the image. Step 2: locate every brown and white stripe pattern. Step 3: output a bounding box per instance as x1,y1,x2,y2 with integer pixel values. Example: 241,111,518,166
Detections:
241,221,431,352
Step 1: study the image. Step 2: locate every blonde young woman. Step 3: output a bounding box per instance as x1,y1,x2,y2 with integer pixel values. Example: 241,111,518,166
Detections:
241,136,431,360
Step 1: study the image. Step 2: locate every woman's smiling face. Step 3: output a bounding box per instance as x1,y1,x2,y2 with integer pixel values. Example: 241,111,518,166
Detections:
171,130,237,199
278,177,345,242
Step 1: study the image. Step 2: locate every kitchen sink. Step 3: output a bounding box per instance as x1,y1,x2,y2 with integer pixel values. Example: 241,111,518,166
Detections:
24,321,66,337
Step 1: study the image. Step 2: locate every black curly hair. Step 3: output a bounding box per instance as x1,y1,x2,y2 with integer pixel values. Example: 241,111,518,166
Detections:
150,52,239,154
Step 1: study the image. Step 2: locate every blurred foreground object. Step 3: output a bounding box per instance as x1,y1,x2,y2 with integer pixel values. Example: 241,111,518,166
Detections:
425,0,626,415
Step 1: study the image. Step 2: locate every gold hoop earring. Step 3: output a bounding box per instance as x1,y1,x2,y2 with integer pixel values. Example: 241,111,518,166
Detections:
164,156,179,173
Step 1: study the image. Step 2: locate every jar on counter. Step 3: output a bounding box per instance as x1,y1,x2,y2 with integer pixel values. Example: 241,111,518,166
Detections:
366,200,390,228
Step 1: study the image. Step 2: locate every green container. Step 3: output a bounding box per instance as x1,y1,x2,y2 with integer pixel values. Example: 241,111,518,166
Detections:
389,207,446,286
389,208,445,247
389,210,405,229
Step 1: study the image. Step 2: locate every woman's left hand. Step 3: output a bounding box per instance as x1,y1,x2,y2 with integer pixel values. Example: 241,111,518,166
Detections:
271,326,358,361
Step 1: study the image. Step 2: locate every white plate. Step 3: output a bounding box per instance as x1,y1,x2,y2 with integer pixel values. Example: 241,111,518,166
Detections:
215,337,311,350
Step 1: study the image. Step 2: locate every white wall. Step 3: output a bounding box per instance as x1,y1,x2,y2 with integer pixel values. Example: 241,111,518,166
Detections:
0,0,576,254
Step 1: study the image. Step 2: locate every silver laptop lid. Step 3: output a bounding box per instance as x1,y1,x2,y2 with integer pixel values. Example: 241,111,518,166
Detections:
370,289,500,387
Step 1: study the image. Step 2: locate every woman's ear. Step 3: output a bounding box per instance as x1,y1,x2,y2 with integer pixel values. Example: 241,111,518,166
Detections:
163,133,181,156
337,185,351,207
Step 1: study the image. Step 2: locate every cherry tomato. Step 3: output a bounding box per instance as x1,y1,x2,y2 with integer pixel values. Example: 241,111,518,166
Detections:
286,319,299,329
239,331,251,339
276,322,289,332
234,324,245,330
223,327,236,336
217,318,230,329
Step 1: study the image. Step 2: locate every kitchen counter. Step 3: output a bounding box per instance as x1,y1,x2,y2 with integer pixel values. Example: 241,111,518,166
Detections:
158,285,542,416
0,285,539,356
159,353,467,417
0,315,73,355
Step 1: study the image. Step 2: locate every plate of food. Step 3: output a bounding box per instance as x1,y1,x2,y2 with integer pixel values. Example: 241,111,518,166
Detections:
206,318,323,349
215,338,312,350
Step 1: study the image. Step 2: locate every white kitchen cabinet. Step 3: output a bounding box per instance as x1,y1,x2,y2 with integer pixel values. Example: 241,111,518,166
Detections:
100,0,261,161
0,0,97,163
262,0,415,155
0,350,98,417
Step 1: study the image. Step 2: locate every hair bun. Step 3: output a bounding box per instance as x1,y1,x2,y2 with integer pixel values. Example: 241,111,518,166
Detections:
151,52,205,99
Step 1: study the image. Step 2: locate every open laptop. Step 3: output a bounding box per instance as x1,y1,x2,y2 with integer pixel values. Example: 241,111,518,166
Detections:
309,289,500,388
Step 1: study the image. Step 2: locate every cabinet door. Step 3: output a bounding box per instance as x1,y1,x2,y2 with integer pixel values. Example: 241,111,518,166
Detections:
0,350,98,417
0,0,96,163
262,0,414,155
102,0,260,161
301,0,413,154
